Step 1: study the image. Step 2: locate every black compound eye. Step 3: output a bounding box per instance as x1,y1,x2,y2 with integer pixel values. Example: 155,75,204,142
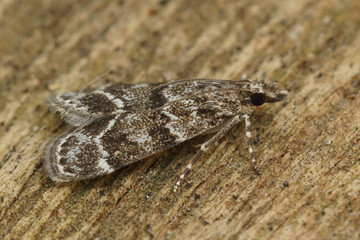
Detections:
250,93,266,106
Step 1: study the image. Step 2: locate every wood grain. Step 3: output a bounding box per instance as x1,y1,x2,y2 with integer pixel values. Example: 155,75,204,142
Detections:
1,0,359,239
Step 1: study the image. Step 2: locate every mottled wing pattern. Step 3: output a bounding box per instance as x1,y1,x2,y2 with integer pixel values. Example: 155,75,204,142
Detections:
44,85,250,182
45,79,251,126
45,83,153,126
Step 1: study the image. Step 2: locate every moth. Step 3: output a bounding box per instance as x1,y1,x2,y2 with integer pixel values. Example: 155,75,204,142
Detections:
43,78,288,191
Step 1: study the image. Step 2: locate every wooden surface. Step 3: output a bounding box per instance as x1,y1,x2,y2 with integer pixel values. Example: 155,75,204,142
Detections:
1,0,360,239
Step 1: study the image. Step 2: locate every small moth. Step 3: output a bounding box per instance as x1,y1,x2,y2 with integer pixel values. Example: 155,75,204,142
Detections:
43,78,288,191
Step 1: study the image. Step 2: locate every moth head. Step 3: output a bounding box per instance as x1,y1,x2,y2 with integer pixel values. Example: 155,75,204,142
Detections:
248,81,289,106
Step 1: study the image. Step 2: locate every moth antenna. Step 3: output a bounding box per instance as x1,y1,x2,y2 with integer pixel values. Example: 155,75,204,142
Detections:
76,67,114,99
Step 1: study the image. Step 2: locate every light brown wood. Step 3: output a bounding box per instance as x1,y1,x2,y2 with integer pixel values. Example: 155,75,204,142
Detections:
1,0,359,239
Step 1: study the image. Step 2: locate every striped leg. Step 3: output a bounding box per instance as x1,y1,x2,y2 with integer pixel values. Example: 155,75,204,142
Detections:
243,114,260,175
173,115,242,192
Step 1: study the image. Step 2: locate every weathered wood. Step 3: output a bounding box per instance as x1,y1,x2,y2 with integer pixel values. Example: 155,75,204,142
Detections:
1,0,359,239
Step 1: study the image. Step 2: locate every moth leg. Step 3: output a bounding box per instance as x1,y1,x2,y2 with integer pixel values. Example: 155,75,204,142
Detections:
243,113,260,175
174,115,242,192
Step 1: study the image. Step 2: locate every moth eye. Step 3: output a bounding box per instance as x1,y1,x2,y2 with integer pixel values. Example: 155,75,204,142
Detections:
250,93,266,106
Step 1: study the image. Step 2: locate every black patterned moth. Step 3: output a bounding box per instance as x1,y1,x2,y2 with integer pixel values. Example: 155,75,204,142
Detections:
43,78,288,191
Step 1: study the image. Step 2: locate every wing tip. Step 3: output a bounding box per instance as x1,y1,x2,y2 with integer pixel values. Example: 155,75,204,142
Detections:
45,95,103,127
43,136,73,183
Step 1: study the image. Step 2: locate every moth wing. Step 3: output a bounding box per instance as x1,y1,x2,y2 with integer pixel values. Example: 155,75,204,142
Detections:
43,118,116,182
45,83,155,127
46,79,247,127
46,93,105,127
43,91,244,182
